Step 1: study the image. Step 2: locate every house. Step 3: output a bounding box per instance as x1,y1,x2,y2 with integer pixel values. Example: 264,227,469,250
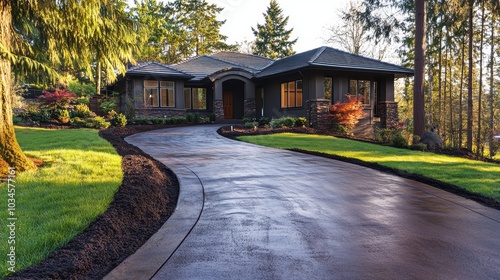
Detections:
110,46,413,129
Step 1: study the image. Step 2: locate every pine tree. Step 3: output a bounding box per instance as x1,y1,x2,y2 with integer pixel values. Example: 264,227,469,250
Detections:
252,0,297,59
0,0,136,173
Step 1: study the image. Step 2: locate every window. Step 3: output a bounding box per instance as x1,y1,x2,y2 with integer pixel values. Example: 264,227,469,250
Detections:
184,87,207,110
324,77,332,102
144,80,175,107
280,80,303,108
349,79,370,105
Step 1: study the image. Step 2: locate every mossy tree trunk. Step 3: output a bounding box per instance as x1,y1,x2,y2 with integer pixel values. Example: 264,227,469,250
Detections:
0,1,36,174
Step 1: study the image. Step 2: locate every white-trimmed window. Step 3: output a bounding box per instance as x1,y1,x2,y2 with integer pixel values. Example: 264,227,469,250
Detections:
184,87,207,110
144,80,175,107
281,80,303,108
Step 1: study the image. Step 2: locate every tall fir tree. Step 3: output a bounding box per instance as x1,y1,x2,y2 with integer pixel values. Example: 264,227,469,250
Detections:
0,0,136,173
252,0,297,59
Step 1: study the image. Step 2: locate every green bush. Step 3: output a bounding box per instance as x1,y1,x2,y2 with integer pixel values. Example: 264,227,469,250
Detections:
72,104,95,118
209,113,216,122
391,132,408,148
409,143,427,152
53,109,70,124
100,99,117,114
258,117,270,126
295,117,307,127
244,121,259,128
374,128,394,143
107,109,118,120
70,117,87,127
186,113,194,123
85,116,111,129
113,113,127,127
270,116,296,128
242,117,252,123
332,123,348,134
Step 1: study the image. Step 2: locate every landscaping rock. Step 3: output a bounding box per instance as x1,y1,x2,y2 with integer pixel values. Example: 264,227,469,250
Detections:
420,131,444,150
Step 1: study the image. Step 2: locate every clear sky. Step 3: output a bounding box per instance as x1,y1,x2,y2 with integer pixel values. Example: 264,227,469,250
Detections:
206,0,350,52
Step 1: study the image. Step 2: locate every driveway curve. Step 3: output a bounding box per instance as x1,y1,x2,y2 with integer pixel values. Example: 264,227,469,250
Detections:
108,125,500,280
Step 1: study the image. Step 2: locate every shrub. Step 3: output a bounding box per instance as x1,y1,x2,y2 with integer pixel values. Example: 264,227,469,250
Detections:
244,121,259,128
328,95,364,130
54,109,70,124
409,143,427,152
72,104,95,118
391,132,408,148
186,113,195,123
374,128,394,143
242,117,252,123
38,89,76,110
100,99,117,114
70,117,87,127
269,116,295,128
258,117,270,126
193,112,200,123
295,117,307,127
22,105,51,123
113,113,127,127
67,82,95,104
269,118,281,129
107,109,118,120
332,123,348,134
209,113,216,122
86,116,111,129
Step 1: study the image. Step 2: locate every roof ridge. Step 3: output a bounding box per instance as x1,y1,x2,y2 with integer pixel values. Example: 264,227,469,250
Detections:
308,46,327,64
216,51,275,62
319,46,411,71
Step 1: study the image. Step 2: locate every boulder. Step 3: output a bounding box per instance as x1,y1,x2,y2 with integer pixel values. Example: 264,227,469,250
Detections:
420,131,444,150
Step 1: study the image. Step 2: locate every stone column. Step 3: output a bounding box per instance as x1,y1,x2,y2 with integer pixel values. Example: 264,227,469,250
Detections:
243,99,256,119
378,101,399,129
307,99,331,130
214,100,224,121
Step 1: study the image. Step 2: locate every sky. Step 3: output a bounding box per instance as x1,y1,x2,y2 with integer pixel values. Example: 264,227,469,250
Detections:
205,0,350,52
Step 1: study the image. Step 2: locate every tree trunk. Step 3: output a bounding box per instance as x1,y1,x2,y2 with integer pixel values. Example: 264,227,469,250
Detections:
489,13,495,158
413,0,426,137
476,1,485,157
467,1,474,151
459,33,466,148
0,1,36,174
96,61,101,95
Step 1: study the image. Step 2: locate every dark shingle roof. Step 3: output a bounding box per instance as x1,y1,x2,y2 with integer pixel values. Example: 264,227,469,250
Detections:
256,46,414,78
173,56,242,81
210,51,274,71
127,62,193,79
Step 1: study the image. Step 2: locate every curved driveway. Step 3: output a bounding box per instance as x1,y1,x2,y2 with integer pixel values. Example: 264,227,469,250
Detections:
109,125,500,280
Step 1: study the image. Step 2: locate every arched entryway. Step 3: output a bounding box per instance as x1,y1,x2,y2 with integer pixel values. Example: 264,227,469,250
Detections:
222,79,245,119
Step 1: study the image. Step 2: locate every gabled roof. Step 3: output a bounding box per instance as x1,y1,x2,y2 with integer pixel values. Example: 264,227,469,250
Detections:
256,46,414,78
127,62,193,79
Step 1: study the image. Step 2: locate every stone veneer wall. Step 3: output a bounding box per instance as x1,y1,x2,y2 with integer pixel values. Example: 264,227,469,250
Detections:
243,99,256,119
135,108,186,118
214,100,224,121
306,99,331,130
378,101,399,128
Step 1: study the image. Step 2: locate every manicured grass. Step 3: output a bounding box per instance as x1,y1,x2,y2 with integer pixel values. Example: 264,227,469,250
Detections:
239,133,500,200
0,127,122,277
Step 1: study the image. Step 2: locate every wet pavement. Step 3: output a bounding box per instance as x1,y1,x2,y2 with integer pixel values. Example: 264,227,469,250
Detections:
107,125,500,280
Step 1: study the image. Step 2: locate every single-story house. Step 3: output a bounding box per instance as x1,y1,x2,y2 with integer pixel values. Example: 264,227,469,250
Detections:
109,46,413,129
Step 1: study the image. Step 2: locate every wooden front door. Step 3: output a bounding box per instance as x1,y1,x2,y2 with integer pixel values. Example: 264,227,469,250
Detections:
223,90,233,119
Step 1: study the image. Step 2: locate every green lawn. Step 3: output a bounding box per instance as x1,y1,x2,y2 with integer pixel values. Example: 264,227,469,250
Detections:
239,133,500,200
0,127,122,277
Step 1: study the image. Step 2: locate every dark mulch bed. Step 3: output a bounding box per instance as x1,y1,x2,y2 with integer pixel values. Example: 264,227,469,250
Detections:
218,125,500,211
9,124,180,279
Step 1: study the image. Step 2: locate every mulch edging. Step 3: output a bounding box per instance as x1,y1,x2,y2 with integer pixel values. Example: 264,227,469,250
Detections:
8,124,180,279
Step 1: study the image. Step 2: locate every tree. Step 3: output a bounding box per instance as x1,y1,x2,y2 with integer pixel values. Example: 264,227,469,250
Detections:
413,0,427,137
252,0,297,59
0,0,136,173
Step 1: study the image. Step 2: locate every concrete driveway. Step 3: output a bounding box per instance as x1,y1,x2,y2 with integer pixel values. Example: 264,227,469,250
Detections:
107,125,500,280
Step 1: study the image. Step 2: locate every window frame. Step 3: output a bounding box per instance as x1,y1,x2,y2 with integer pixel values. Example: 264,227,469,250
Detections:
280,79,303,109
143,80,176,108
184,87,207,110
348,79,371,105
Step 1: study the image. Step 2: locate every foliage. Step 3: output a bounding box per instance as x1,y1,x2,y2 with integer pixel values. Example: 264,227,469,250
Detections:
85,116,111,129
38,89,77,110
252,0,297,59
100,99,118,114
130,0,235,63
409,143,427,152
244,121,259,128
242,117,252,123
107,109,118,120
124,97,136,120
209,113,216,122
67,82,95,104
53,109,70,124
70,117,87,127
328,95,364,130
258,117,270,126
113,113,127,127
238,133,500,200
0,127,121,276
186,112,201,123
132,117,187,125
391,132,408,148
270,116,296,128
72,104,95,119
21,104,51,123
295,117,307,127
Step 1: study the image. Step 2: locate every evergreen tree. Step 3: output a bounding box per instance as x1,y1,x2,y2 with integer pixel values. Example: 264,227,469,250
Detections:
252,0,297,59
0,0,136,172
